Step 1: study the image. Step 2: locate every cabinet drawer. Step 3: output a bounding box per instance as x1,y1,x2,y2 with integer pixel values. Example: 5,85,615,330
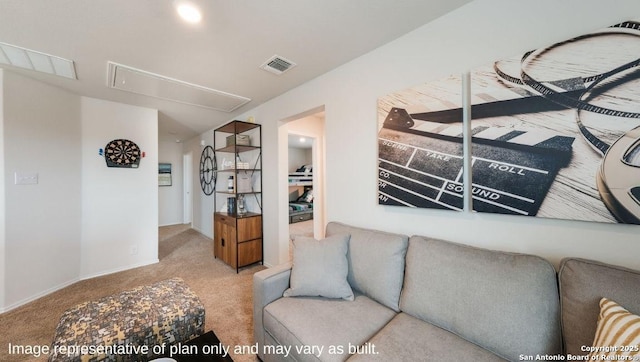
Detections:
290,212,313,223
237,216,262,241
214,213,236,227
238,239,262,267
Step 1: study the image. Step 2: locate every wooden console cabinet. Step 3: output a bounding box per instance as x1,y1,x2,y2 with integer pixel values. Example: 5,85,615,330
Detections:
214,213,262,271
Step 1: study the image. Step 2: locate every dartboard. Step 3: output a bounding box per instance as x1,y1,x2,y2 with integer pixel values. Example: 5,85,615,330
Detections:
200,145,216,195
104,139,141,168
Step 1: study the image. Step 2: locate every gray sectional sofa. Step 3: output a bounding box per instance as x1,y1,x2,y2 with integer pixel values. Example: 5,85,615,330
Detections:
253,222,640,361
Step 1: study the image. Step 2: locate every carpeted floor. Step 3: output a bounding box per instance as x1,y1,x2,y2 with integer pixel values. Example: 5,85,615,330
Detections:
0,225,264,362
289,219,314,259
289,219,314,240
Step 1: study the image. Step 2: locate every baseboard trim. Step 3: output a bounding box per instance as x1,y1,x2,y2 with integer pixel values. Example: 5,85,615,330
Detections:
159,222,191,227
192,225,212,239
0,277,80,314
80,259,160,281
1,259,162,314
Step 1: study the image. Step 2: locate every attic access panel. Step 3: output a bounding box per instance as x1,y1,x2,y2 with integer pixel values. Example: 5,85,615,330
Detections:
107,62,251,112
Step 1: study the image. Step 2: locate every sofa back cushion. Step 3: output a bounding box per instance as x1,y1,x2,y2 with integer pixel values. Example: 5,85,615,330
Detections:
400,236,562,361
558,258,640,356
325,222,408,312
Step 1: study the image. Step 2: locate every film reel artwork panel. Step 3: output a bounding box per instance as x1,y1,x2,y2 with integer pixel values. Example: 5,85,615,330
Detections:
470,19,640,224
378,75,465,211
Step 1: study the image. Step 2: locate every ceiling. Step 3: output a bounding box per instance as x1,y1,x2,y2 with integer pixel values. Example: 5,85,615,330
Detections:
0,0,470,143
288,134,313,149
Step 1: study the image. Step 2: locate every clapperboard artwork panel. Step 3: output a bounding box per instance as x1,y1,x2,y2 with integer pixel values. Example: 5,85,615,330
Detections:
378,127,464,210
378,75,465,211
469,19,640,224
469,132,572,216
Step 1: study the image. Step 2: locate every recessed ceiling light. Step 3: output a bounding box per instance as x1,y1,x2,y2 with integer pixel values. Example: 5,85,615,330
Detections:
299,137,306,143
176,2,202,23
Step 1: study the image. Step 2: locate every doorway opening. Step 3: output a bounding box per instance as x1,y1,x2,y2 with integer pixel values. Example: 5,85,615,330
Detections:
280,109,326,261
183,151,193,226
288,133,315,241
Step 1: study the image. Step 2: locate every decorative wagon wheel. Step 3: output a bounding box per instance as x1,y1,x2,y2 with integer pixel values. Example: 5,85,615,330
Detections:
200,145,216,195
104,139,142,168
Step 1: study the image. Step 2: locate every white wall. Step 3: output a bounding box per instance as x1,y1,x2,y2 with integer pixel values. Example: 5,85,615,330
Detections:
80,97,159,279
185,132,215,238
0,73,160,311
0,70,6,309
191,0,640,270
158,140,184,226
2,71,82,310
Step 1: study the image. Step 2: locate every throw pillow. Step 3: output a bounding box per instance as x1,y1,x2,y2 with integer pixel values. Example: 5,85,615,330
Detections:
587,297,640,360
283,234,354,301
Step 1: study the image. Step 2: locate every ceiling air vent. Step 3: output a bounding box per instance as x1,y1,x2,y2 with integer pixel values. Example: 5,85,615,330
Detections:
260,55,296,75
0,42,76,79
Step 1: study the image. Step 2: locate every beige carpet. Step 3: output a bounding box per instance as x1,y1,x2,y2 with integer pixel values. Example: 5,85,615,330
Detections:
288,219,314,259
289,219,314,240
0,224,264,362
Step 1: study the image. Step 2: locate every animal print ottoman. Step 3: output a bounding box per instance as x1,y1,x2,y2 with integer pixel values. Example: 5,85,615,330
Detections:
49,277,205,362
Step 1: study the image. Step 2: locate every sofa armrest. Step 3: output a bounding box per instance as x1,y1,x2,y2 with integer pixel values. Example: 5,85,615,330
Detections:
253,262,292,359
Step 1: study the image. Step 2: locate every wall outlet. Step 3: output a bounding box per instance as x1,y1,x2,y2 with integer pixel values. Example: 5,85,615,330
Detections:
130,245,138,255
15,172,38,185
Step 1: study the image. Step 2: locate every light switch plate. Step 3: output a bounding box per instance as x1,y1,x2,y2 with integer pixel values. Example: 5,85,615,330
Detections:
15,172,38,185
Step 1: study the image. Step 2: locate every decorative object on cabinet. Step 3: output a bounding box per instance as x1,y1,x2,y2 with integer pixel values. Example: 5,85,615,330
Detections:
213,120,262,272
199,145,215,195
100,139,144,168
159,163,172,186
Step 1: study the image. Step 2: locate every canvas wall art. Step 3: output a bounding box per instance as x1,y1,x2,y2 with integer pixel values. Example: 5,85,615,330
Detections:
470,20,640,223
158,163,172,186
377,75,465,211
377,20,640,225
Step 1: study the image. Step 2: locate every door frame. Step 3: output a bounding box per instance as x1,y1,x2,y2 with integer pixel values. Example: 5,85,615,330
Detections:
183,152,193,225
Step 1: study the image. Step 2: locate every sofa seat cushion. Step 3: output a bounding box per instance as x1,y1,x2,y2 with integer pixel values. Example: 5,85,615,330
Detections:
263,293,396,362
347,313,506,361
400,236,561,361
